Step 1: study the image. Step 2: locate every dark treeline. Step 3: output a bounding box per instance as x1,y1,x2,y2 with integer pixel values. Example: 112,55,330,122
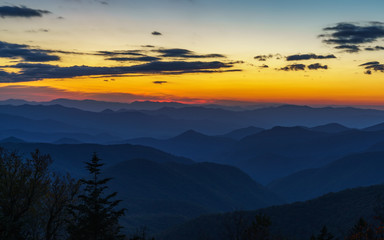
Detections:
215,212,384,240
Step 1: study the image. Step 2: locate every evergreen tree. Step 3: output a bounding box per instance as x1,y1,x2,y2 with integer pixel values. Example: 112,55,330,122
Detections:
67,153,125,240
345,218,375,240
243,214,271,240
312,226,334,240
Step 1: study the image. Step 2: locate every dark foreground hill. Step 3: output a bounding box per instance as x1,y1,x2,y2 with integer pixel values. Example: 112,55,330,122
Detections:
268,151,384,202
160,184,384,240
105,159,282,233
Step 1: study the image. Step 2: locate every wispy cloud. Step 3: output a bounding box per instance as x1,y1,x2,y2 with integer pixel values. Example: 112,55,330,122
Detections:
254,54,281,61
155,48,226,59
279,64,306,71
0,40,238,82
359,61,384,74
153,81,167,84
1,61,236,82
279,63,328,71
0,6,51,18
0,41,60,62
286,54,336,61
320,22,384,52
365,46,384,51
307,63,328,70
106,56,161,62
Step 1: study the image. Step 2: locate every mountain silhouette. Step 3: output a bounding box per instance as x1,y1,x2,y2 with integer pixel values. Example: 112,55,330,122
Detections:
219,126,264,140
126,129,236,162
0,136,26,143
310,123,353,133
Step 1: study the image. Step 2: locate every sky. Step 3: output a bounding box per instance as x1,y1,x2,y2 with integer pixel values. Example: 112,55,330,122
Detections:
0,0,384,106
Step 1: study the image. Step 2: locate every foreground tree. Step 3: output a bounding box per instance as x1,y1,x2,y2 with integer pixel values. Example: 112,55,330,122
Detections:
67,153,125,240
0,148,51,240
310,226,334,240
345,218,375,240
223,212,272,240
0,148,79,240
243,214,271,240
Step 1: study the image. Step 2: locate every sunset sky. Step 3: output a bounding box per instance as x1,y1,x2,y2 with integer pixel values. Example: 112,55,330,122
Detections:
0,0,384,106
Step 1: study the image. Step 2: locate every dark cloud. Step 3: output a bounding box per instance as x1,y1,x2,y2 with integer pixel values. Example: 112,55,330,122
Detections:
0,41,60,62
106,56,161,62
153,81,167,84
254,54,273,61
98,47,226,62
26,29,49,33
286,54,336,61
0,41,238,82
259,64,269,68
1,60,235,82
334,44,360,53
0,6,51,18
359,61,380,67
320,22,384,52
308,63,328,70
228,61,245,64
152,31,162,36
254,54,281,61
156,48,226,59
359,61,384,73
279,64,306,71
96,50,144,56
365,46,384,51
279,63,328,71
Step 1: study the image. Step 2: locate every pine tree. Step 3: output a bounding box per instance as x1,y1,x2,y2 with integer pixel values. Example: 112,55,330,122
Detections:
316,226,334,240
67,153,125,240
345,218,375,240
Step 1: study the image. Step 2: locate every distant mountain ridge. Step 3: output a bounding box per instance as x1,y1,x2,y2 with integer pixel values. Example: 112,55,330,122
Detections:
0,98,282,112
219,126,265,140
126,130,236,162
309,123,353,133
219,127,384,183
268,151,384,202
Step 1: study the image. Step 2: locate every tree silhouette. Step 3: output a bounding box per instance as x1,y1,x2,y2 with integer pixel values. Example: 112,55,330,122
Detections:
243,214,271,240
0,148,79,240
345,218,375,240
67,153,125,240
0,148,51,240
311,226,334,240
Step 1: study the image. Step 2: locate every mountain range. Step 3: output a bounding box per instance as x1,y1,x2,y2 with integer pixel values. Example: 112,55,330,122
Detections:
2,100,384,237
